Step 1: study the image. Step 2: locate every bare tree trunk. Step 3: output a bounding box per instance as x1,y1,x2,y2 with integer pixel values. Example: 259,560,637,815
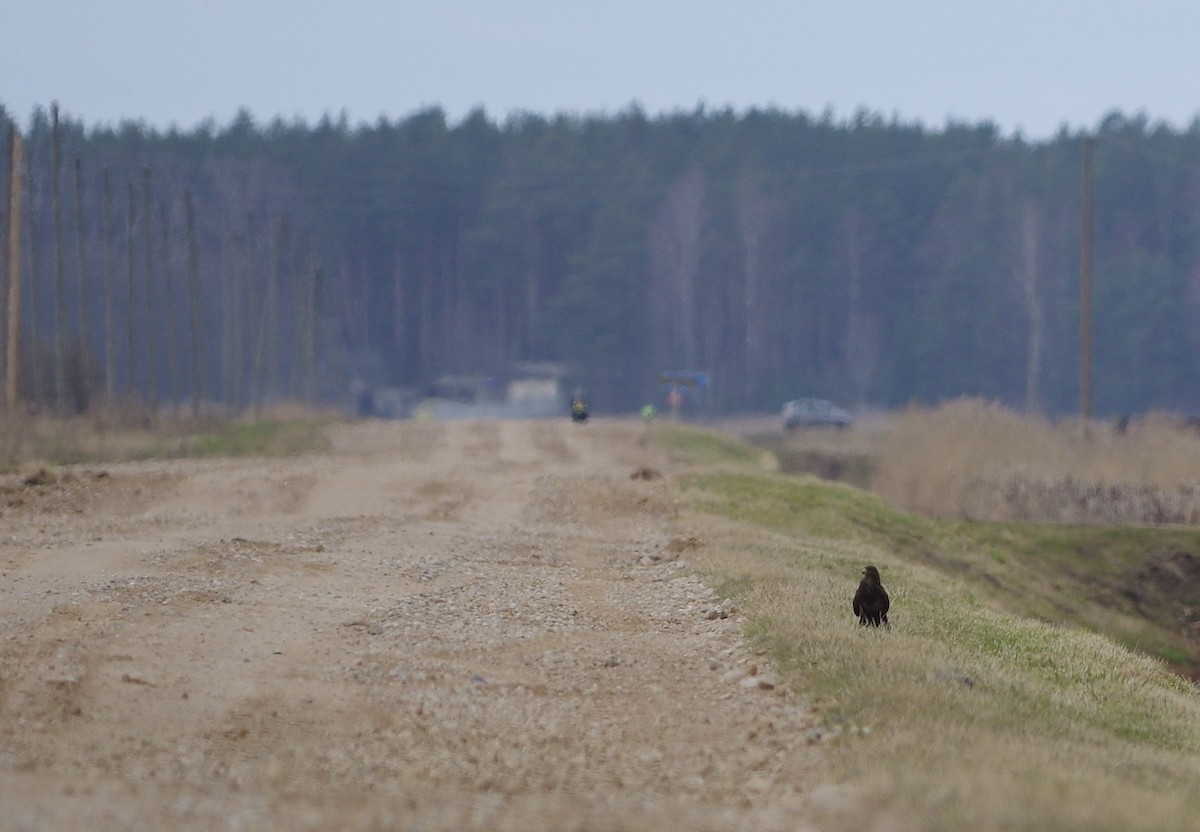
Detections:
649,170,707,371
1080,137,1094,427
523,216,541,358
420,239,435,380
287,232,308,400
736,180,773,407
445,228,466,372
5,127,23,415
1018,199,1043,414
269,215,287,399
51,103,68,413
393,249,405,367
160,198,180,413
238,211,258,413
303,248,319,406
218,215,236,412
26,156,44,408
72,155,88,367
252,216,280,418
844,211,879,407
184,190,203,417
142,167,156,407
125,178,136,398
0,134,8,396
226,217,245,413
101,169,116,404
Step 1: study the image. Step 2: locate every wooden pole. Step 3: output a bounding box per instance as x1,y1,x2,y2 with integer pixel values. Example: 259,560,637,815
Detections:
51,103,67,413
26,150,43,407
251,215,278,419
1080,136,1094,428
125,177,136,398
160,198,180,412
303,240,318,406
238,211,256,412
101,168,116,403
5,127,23,414
218,215,234,411
184,190,202,416
306,263,320,407
142,166,156,407
72,155,89,365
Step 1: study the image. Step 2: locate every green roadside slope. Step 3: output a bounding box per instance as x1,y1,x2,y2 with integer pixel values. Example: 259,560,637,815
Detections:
657,424,1200,832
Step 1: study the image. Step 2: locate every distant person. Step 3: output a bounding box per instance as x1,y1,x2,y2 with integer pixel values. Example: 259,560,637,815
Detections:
570,392,589,423
853,565,890,627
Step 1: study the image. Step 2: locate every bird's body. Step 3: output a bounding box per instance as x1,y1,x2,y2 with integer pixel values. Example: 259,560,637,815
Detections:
853,565,890,627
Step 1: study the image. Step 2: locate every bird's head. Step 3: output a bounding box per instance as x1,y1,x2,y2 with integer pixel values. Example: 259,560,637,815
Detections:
863,565,880,581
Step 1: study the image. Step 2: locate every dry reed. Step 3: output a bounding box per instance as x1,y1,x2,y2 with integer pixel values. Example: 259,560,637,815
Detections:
872,398,1200,523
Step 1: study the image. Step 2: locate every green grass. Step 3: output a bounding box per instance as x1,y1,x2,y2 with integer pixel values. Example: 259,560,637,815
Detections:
661,425,1200,831
2,415,333,467
681,468,1200,669
654,423,763,466
176,419,332,458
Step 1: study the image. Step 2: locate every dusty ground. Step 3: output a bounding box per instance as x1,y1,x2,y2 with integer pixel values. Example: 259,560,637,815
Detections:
0,418,821,831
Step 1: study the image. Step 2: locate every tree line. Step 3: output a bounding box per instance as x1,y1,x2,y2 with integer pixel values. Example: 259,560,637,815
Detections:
3,101,1200,418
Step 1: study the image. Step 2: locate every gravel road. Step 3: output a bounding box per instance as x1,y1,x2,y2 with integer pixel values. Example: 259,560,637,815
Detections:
0,418,819,831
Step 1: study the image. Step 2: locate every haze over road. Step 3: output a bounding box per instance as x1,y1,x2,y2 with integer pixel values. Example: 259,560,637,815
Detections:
1,419,819,831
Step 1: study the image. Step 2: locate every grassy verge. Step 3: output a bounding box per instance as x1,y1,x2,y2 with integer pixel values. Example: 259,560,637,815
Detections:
174,419,333,458
1,414,333,468
658,425,1200,832
654,422,764,467
683,469,1200,669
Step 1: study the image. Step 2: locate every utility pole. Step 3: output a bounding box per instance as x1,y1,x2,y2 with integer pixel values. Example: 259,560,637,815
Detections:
51,103,67,414
185,190,203,417
125,177,136,398
142,166,156,407
1080,135,1094,429
73,156,89,366
160,198,180,412
102,168,116,403
5,127,23,415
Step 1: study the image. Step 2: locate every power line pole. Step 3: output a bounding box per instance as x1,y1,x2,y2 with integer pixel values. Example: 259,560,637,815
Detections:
102,168,116,404
185,190,203,417
142,166,156,407
73,155,89,366
125,177,136,398
5,127,23,415
51,103,68,414
1080,135,1094,429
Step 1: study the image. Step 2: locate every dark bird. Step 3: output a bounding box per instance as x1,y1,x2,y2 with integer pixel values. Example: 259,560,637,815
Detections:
853,565,890,627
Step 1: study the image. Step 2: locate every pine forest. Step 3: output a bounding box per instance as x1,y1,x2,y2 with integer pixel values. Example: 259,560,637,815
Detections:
3,103,1199,418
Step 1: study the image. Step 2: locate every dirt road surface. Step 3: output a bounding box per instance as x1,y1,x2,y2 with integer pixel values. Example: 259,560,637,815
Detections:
1,419,820,831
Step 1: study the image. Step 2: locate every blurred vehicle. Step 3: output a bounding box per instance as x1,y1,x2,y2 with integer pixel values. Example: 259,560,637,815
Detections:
570,391,589,422
782,398,854,430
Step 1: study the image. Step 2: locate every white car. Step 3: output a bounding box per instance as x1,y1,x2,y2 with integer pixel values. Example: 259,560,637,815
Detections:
782,398,854,430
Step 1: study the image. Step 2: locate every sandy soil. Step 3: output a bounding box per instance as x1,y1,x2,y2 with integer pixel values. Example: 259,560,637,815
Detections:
0,418,820,831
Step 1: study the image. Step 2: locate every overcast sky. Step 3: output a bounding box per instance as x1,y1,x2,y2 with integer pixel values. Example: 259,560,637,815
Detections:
4,1,1199,140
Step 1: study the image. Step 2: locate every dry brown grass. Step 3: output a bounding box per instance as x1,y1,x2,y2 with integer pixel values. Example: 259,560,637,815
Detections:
0,401,339,470
871,399,1200,523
